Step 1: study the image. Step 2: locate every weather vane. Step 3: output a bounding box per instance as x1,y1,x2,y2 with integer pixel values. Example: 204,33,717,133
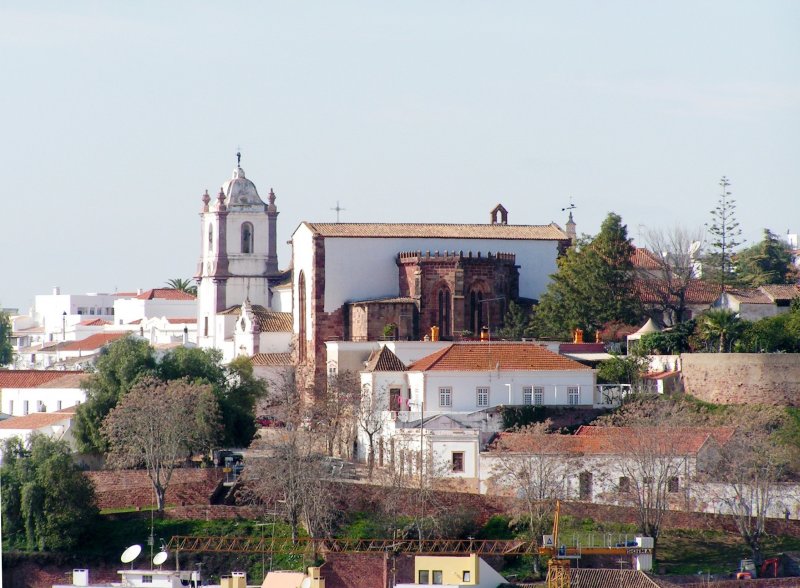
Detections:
236,146,241,168
562,196,577,212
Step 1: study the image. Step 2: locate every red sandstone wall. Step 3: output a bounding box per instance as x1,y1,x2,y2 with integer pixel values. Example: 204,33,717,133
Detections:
86,468,223,510
681,354,800,406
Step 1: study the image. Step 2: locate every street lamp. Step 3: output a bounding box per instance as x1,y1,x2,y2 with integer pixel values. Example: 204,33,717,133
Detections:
61,311,67,341
479,296,505,340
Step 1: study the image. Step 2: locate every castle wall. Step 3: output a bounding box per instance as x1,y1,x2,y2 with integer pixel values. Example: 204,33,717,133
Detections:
681,353,800,406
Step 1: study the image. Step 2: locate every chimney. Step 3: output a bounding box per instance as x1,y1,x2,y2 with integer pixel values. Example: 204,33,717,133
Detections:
53,287,61,295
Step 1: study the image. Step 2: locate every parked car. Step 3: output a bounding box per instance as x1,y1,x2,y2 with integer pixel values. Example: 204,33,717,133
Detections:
256,415,285,428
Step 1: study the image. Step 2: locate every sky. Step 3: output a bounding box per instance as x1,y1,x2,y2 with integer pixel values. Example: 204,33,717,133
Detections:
1,1,798,312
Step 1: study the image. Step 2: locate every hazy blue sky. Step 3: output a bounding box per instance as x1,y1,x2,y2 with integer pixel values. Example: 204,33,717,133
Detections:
2,2,798,311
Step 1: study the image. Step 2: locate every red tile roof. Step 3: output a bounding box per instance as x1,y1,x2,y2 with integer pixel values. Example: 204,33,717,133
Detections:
0,370,85,389
0,408,76,430
409,342,591,372
364,347,407,372
634,278,721,305
78,318,110,326
220,305,292,332
250,352,293,366
166,318,196,324
60,332,127,352
302,222,568,240
631,247,662,270
730,284,800,303
491,425,734,456
134,288,196,301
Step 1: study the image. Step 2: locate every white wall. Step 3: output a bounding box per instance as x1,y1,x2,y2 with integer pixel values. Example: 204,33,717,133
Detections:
321,237,560,313
34,292,117,340
291,224,315,345
114,298,197,326
411,369,597,415
2,387,86,416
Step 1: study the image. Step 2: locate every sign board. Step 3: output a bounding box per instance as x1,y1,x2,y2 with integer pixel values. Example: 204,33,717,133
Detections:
542,535,554,547
626,548,652,555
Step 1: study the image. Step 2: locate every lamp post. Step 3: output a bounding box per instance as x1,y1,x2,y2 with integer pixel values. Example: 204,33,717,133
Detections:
61,311,67,341
479,296,506,340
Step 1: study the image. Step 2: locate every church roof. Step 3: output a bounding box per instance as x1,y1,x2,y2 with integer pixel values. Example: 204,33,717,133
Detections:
364,346,407,372
301,222,568,240
220,305,292,332
409,342,591,372
134,288,196,301
222,166,266,208
251,352,294,366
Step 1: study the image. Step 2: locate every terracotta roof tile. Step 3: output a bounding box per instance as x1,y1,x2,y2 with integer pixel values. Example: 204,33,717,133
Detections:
726,288,773,304
0,408,76,430
491,426,733,456
409,342,591,372
634,278,721,305
60,332,127,352
78,318,110,326
350,297,417,305
631,247,662,270
220,305,292,332
760,284,800,301
0,370,85,389
134,288,196,301
364,347,407,372
251,352,293,366
303,222,568,240
166,318,197,324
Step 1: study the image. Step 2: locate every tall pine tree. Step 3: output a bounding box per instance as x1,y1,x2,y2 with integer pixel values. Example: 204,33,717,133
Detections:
533,212,641,339
705,176,743,288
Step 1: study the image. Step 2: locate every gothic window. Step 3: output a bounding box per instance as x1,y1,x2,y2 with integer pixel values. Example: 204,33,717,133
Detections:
241,222,254,253
298,271,307,362
469,290,484,335
437,287,451,337
208,224,213,252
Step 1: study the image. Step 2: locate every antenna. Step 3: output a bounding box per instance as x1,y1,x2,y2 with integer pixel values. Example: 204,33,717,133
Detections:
121,544,142,567
153,551,168,567
331,200,346,223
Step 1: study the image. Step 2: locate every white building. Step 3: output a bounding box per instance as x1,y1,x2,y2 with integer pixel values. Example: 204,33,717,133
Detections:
0,408,78,455
33,288,120,342
0,370,87,416
113,288,197,327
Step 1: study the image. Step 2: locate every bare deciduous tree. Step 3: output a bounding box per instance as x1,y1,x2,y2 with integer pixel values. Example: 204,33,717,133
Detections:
102,377,220,511
488,421,571,539
357,383,387,479
244,429,338,542
315,370,361,457
642,225,705,326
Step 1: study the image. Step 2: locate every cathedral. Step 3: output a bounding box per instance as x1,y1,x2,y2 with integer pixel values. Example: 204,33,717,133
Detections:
195,158,572,393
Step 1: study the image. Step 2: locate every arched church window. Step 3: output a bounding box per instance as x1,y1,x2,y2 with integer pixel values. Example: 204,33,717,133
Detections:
241,222,254,254
298,271,307,362
469,290,484,335
208,224,213,252
437,288,451,338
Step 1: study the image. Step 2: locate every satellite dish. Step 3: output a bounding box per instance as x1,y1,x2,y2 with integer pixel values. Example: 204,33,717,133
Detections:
301,578,312,588
121,544,142,564
153,551,168,566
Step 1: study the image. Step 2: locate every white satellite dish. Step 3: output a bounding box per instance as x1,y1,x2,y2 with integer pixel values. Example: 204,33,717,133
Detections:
153,551,168,566
121,544,142,564
301,578,312,588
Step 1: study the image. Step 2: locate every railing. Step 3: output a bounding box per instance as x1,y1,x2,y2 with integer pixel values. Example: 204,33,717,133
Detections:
595,384,632,406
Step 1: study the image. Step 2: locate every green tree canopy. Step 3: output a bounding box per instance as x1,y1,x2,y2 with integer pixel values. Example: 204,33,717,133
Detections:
1,434,99,551
74,336,157,453
496,300,534,340
0,310,13,366
165,278,197,296
638,319,698,354
533,212,642,339
699,309,745,353
735,229,798,287
75,339,266,453
704,176,743,289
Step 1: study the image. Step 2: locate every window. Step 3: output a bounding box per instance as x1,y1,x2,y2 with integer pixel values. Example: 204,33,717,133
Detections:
618,476,630,493
668,476,680,493
204,317,209,337
8,400,13,414
432,570,443,584
643,476,654,485
523,386,532,405
142,575,153,584
463,571,471,581
241,222,254,253
208,224,213,251
438,387,452,407
418,570,429,583
23,400,29,415
57,400,62,411
452,451,465,473
437,288,451,337
568,386,580,405
534,386,544,405
579,471,593,500
476,387,489,407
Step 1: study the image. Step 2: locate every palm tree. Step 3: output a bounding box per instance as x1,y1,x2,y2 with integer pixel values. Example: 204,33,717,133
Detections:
165,278,197,296
700,309,742,352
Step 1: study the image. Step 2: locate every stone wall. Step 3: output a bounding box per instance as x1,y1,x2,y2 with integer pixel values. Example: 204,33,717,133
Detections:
681,354,800,406
86,468,223,510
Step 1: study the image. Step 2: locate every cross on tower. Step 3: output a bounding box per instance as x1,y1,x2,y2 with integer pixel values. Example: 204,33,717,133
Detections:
331,200,346,223
236,147,241,167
